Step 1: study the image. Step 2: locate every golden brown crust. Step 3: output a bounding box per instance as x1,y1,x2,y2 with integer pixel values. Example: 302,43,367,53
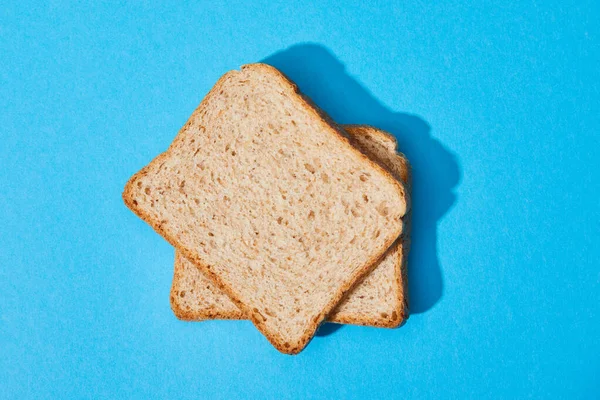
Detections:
328,240,406,328
170,253,244,321
123,66,408,354
341,126,412,327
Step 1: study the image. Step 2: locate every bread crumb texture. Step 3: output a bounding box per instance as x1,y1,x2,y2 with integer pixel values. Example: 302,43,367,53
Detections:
124,64,407,353
171,125,412,329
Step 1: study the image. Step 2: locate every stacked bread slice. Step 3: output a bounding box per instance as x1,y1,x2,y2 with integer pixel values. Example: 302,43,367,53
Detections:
123,64,410,354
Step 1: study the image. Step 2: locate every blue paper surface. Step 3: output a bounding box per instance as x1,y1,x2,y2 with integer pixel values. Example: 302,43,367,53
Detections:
1,1,598,398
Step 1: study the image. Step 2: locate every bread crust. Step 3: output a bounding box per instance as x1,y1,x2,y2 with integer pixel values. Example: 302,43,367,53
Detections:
123,65,408,354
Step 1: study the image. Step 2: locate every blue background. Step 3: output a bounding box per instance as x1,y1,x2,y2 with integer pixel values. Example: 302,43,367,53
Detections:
1,1,598,399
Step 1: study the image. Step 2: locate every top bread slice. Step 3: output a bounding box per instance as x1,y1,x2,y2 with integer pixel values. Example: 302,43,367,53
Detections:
122,64,408,354
171,125,411,327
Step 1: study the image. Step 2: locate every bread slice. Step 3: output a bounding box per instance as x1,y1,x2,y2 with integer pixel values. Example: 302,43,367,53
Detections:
171,125,411,327
123,64,408,354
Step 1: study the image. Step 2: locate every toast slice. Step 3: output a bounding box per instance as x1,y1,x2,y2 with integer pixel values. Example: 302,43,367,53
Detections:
123,64,408,353
171,125,411,327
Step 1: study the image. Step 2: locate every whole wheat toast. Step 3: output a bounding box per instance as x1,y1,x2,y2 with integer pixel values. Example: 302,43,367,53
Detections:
123,64,408,353
171,125,411,327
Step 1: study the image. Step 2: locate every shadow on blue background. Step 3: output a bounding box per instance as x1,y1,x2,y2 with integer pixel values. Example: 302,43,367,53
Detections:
262,44,462,336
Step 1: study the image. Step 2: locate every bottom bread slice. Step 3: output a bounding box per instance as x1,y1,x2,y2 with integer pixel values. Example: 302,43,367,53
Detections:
171,125,411,327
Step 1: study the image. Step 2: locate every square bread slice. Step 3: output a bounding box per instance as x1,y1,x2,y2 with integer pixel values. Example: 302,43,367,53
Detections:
171,125,411,327
123,64,408,354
